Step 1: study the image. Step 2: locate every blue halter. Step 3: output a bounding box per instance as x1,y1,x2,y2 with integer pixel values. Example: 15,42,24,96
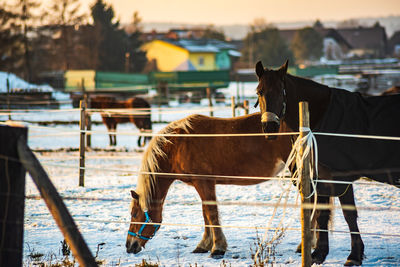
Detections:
128,211,160,241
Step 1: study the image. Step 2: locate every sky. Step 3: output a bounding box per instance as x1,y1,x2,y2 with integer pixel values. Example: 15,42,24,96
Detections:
73,0,400,25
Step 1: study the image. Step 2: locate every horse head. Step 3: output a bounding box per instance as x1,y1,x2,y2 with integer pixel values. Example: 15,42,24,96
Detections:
126,190,161,254
255,60,288,139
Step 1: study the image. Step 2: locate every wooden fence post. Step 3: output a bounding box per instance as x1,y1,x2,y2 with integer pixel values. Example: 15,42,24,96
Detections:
6,77,11,120
206,87,214,117
0,124,27,267
79,100,86,187
85,94,91,148
231,96,235,117
299,101,312,267
243,100,249,115
17,136,97,267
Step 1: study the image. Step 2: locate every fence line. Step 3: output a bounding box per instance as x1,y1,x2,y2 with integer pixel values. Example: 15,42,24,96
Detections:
23,215,400,238
5,119,400,142
23,195,400,212
11,152,400,186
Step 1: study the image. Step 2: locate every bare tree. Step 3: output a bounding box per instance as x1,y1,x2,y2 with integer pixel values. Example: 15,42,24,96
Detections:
17,0,42,82
44,0,87,70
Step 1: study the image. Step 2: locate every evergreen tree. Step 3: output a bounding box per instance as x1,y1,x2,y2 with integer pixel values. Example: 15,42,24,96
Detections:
125,11,147,73
291,27,323,63
91,0,125,71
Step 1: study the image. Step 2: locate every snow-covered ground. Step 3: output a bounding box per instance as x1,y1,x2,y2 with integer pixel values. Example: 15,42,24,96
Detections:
0,72,53,93
2,89,399,266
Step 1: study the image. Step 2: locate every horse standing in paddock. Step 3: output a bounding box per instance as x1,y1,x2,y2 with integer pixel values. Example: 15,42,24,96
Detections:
254,60,400,266
125,113,296,257
125,113,343,258
90,96,152,147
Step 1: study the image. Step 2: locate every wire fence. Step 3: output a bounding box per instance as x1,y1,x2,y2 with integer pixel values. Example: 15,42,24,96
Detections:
2,105,400,263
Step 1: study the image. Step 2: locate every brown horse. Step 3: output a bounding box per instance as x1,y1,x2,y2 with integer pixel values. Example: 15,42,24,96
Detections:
125,113,296,258
90,96,152,147
125,113,333,258
381,85,400,95
255,60,400,266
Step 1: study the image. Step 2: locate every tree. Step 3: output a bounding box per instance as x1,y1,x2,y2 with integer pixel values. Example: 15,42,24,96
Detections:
0,4,24,75
203,24,226,41
241,24,294,67
291,27,323,63
17,0,42,82
91,0,126,71
124,11,147,73
44,0,87,70
337,19,362,28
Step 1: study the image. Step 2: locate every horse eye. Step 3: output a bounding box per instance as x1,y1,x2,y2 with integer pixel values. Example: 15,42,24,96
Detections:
131,211,137,218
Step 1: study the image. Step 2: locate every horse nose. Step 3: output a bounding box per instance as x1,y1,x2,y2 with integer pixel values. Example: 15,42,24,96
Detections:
126,239,142,254
262,122,279,140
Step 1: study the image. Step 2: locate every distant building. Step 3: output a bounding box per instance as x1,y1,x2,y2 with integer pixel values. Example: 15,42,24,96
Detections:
279,23,352,61
336,22,388,58
142,39,241,72
278,21,389,60
388,31,400,57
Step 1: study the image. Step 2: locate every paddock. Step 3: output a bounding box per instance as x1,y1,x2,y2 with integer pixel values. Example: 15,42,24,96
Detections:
1,97,400,266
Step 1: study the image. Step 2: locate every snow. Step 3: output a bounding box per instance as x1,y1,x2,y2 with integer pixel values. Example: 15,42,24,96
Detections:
2,89,399,266
0,72,53,93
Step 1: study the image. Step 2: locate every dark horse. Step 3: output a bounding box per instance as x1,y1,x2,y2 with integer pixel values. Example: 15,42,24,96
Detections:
90,96,152,147
255,60,400,266
126,113,298,257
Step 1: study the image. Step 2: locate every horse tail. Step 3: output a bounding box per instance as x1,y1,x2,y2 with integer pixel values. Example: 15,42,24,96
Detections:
135,115,195,210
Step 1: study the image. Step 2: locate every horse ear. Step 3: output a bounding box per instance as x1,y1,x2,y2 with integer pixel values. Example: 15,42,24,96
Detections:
278,60,289,80
255,61,264,78
279,60,289,75
131,190,139,200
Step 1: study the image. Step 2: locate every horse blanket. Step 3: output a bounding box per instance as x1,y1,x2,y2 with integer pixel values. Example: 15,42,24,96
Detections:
314,88,400,184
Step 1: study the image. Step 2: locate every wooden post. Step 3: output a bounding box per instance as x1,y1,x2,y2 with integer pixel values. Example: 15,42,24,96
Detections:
85,93,91,148
231,96,235,117
0,124,27,267
17,137,97,267
79,100,86,187
206,87,214,117
299,101,312,267
6,77,11,120
243,100,249,115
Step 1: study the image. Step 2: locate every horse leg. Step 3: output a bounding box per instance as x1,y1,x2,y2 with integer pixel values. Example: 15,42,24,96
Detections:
339,185,364,266
192,204,213,253
311,195,331,264
193,181,227,258
111,124,117,146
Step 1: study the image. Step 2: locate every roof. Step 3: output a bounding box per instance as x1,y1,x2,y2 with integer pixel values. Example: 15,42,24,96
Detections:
279,28,351,49
336,24,387,53
161,39,241,55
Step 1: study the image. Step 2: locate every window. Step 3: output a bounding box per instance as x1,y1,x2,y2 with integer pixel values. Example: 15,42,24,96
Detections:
198,56,204,66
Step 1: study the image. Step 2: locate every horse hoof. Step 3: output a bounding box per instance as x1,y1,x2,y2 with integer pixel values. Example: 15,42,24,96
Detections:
192,247,209,253
344,259,362,266
211,250,225,259
311,250,327,265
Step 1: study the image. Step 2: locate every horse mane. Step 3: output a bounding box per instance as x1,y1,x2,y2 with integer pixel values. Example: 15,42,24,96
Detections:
135,114,195,211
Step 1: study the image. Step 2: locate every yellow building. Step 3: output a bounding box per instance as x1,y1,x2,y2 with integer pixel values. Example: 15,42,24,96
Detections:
142,39,239,72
